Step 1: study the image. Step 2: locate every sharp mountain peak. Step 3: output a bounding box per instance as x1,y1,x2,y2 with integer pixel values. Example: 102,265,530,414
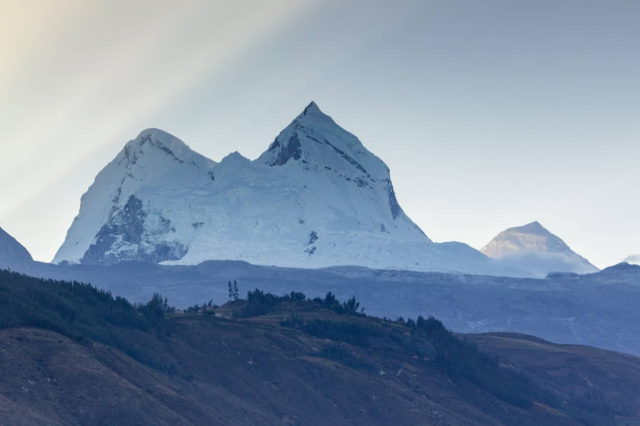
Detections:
514,221,548,233
120,102,359,168
53,103,530,277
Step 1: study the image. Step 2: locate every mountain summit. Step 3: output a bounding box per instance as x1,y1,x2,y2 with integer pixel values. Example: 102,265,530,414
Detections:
259,101,384,172
54,103,520,275
481,221,598,276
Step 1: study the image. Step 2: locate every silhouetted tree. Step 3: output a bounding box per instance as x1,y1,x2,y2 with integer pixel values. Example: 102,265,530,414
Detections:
232,280,239,300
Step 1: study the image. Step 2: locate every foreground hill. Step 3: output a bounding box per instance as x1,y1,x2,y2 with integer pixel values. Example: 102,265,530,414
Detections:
469,332,640,421
23,259,640,356
1,270,639,425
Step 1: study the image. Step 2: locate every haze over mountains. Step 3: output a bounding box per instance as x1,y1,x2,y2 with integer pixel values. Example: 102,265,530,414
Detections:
625,254,640,265
482,221,599,277
1,224,639,355
51,103,594,278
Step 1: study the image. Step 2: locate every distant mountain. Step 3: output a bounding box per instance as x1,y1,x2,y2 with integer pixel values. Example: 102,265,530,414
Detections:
54,102,522,276
27,257,640,356
597,262,640,281
0,226,33,270
481,221,598,277
624,254,640,265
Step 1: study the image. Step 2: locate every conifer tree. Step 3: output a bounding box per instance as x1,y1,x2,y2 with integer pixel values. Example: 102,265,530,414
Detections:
232,280,239,300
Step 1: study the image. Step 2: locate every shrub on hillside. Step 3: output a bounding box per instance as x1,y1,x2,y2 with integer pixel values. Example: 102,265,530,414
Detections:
0,269,176,373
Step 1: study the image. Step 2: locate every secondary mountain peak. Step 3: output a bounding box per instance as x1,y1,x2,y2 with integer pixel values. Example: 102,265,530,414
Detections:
482,221,598,276
519,221,545,232
220,151,250,164
601,262,640,274
136,127,177,143
123,128,211,168
482,221,572,256
52,129,215,264
0,226,33,270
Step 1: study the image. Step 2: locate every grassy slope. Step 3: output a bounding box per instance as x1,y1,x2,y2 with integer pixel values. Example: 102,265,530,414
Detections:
1,270,638,425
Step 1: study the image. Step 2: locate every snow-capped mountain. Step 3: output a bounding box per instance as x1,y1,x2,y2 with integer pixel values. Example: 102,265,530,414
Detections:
0,226,33,270
54,102,522,275
481,221,598,277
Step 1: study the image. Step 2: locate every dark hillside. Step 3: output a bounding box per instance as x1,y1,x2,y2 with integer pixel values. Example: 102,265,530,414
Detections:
468,332,640,424
1,270,639,425
25,258,640,356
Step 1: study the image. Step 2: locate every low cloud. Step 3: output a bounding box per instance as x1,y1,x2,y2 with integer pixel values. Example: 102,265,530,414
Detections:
624,255,640,265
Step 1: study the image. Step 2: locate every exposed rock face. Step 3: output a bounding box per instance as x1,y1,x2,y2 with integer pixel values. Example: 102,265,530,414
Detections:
81,195,187,264
0,227,33,270
54,102,521,276
482,221,599,277
54,127,213,266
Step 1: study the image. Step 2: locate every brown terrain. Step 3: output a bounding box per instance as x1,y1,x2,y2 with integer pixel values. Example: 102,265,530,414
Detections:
1,271,639,425
470,332,640,425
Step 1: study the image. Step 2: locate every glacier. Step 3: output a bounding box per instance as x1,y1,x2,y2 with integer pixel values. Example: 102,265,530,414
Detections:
54,102,524,275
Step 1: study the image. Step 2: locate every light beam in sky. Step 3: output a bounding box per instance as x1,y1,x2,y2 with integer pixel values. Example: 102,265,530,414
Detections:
0,0,638,268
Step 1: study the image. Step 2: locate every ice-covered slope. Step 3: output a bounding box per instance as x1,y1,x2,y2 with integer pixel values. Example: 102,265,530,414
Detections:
54,102,519,275
481,221,598,277
54,129,215,264
0,227,33,270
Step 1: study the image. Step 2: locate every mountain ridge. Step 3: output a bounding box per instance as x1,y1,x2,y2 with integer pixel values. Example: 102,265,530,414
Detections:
53,103,522,276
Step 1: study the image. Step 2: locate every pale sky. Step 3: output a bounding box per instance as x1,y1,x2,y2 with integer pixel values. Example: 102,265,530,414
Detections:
0,0,638,268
